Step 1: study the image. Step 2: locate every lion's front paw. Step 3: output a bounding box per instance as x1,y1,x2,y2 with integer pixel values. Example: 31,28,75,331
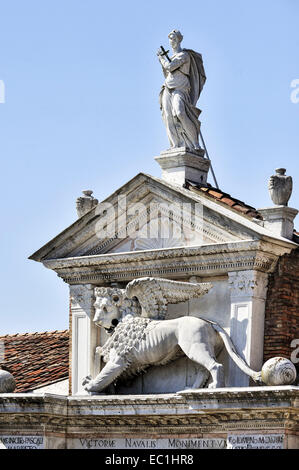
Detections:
82,375,92,387
84,380,96,393
83,375,100,393
82,376,99,393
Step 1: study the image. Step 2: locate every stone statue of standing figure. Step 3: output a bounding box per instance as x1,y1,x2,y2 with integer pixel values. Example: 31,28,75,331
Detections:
157,30,206,150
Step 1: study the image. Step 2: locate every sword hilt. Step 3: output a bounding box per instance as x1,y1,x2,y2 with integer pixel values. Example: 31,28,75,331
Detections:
159,45,171,62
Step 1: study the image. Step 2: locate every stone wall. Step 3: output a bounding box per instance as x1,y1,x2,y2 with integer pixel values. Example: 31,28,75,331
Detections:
264,248,299,379
0,387,298,448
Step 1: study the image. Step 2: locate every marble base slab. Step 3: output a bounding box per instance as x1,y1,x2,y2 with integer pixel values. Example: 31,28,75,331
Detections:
0,386,298,449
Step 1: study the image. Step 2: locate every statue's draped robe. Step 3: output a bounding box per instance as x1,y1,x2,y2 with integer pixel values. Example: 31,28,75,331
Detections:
159,49,206,149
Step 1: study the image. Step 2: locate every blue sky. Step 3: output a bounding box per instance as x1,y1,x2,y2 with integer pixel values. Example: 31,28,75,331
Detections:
0,0,298,334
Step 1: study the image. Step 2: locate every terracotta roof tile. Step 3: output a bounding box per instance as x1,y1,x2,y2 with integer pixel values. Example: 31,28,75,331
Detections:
0,330,69,392
232,204,252,214
293,230,299,243
184,180,263,220
220,197,238,207
207,189,224,199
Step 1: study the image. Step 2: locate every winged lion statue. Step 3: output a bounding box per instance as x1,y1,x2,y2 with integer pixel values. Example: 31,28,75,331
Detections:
82,277,264,394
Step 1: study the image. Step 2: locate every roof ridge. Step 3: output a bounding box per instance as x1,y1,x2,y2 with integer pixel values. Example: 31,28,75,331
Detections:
0,329,69,338
184,180,263,220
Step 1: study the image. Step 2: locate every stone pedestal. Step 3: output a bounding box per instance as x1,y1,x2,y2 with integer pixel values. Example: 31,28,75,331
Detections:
155,147,210,186
0,387,298,449
258,206,298,240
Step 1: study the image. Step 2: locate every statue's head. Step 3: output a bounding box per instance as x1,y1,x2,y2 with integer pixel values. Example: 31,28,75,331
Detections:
168,30,183,48
93,287,141,333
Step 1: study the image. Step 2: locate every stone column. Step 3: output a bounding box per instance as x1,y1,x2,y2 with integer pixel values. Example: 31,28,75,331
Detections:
227,271,268,387
69,284,99,395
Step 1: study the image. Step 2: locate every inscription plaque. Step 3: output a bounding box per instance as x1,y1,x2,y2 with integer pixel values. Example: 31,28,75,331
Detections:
0,435,44,449
227,433,284,449
74,437,227,449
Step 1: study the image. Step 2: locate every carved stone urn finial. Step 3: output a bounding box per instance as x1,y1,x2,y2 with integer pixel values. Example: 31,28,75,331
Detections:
268,168,293,206
76,190,98,218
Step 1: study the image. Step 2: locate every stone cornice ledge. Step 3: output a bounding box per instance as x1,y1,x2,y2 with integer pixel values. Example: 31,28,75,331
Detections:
0,387,298,432
68,386,299,412
0,386,298,414
41,240,291,284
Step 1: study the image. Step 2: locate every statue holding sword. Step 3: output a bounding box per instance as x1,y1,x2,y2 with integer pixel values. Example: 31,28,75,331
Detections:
157,30,206,151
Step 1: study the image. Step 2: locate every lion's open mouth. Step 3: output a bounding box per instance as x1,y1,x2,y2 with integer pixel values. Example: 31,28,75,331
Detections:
105,319,119,335
104,326,115,334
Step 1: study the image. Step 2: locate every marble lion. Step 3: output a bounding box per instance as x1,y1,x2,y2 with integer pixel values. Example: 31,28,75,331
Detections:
82,277,263,394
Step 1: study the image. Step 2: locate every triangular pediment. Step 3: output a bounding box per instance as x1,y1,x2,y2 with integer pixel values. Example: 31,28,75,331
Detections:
29,173,288,262
85,190,244,256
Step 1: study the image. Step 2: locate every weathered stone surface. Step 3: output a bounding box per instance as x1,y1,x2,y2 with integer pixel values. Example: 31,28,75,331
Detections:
76,190,98,218
0,387,298,448
0,435,44,449
155,147,210,186
85,280,265,394
259,206,298,240
29,173,296,264
28,173,298,397
158,30,206,151
268,168,292,206
70,436,227,449
261,357,297,386
227,433,284,449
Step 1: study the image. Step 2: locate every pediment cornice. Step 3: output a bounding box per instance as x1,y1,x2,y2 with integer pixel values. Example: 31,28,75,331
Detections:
42,239,291,285
30,173,297,263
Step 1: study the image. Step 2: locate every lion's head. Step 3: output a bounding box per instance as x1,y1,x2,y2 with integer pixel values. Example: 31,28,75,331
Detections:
93,287,141,333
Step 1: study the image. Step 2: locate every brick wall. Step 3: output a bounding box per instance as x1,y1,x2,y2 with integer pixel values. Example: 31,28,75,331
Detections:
264,248,299,380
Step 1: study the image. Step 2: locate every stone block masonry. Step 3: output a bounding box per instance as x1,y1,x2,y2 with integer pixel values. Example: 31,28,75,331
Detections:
0,387,298,449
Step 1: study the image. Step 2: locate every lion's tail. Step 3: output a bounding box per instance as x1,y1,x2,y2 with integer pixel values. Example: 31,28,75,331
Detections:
211,322,262,382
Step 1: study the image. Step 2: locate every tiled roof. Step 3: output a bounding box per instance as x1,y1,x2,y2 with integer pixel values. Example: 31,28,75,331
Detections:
184,180,263,220
0,330,69,392
293,230,299,243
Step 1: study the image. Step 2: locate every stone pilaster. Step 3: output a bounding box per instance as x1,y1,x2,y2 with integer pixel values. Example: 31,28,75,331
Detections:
69,284,99,395
227,270,268,387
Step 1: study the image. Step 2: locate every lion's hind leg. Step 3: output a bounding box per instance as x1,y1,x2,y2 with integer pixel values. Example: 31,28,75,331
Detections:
178,320,225,389
182,342,224,389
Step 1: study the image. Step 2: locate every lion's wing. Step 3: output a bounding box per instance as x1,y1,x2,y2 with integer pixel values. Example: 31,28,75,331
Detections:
125,277,212,319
